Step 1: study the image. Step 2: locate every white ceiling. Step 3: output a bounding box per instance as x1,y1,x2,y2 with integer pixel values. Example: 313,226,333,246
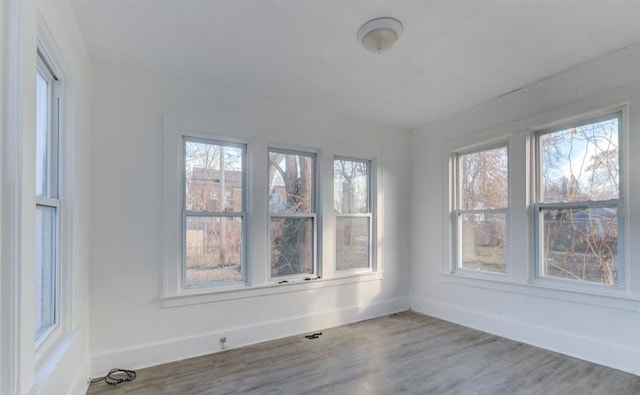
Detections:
72,0,640,130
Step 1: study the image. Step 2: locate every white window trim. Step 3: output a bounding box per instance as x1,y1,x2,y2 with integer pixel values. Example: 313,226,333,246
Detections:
442,96,631,299
181,136,247,289
449,139,511,279
2,3,24,392
33,16,77,372
162,115,385,307
162,271,384,308
267,147,319,281
163,122,252,297
333,156,375,274
531,110,625,291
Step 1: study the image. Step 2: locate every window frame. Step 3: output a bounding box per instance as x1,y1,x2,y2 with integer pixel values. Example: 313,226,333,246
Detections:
532,110,624,289
333,156,374,273
451,141,510,277
162,116,385,307
267,147,318,281
34,49,62,347
181,135,247,289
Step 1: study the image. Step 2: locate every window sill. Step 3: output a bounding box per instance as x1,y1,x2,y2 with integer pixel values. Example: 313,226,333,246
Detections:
34,329,78,391
161,271,384,308
441,272,640,312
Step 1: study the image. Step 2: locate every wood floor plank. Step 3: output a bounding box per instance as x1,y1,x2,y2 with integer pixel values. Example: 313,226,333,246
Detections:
86,312,640,395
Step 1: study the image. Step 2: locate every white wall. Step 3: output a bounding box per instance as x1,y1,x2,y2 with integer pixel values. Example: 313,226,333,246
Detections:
89,63,411,375
1,0,92,394
410,44,640,374
0,0,6,391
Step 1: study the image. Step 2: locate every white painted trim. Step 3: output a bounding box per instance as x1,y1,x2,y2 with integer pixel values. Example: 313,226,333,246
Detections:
164,113,386,303
91,297,409,377
440,84,639,298
31,331,76,394
67,355,90,395
444,133,514,278
411,297,640,375
440,273,640,312
33,13,78,385
162,271,384,308
1,0,25,393
530,109,625,290
0,0,4,388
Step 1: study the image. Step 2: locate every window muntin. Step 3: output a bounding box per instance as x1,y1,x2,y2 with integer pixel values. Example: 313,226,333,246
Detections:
268,149,316,278
183,138,246,287
535,112,621,286
454,146,508,274
35,53,60,343
334,158,371,271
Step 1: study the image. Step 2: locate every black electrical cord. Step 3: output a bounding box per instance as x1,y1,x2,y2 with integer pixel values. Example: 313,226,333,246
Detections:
90,368,137,387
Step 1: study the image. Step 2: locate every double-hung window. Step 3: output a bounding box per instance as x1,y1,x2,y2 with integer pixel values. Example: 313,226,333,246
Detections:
334,157,372,271
534,112,621,286
35,51,61,343
268,149,317,278
183,137,246,287
453,145,509,274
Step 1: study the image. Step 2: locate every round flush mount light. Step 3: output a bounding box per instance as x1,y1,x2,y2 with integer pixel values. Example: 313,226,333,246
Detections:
357,17,403,54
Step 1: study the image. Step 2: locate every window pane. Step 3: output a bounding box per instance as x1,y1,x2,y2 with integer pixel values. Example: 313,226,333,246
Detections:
334,159,369,213
460,213,506,273
540,207,617,285
185,216,242,286
540,117,619,203
35,205,56,339
460,147,507,210
185,140,243,212
36,70,49,197
336,217,370,270
271,217,313,277
268,151,314,214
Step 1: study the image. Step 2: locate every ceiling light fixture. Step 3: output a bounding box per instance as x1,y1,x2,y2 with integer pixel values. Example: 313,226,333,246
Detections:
357,17,403,54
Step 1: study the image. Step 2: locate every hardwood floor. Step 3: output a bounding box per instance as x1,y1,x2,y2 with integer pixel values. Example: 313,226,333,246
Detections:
86,311,640,394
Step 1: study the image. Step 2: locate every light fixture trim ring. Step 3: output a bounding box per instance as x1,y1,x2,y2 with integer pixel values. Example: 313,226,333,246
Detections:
356,17,404,50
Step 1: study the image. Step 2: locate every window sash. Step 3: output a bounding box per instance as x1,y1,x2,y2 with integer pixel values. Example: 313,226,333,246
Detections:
336,213,372,271
533,200,620,286
268,148,317,215
34,204,59,343
35,52,61,345
269,215,317,278
182,212,246,288
184,210,244,217
534,111,621,204
36,54,59,199
455,146,509,211
333,157,371,214
182,137,246,213
453,208,508,272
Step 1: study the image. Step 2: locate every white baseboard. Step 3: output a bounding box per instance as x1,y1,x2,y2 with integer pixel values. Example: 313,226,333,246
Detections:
68,356,90,395
410,297,640,375
90,297,409,377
